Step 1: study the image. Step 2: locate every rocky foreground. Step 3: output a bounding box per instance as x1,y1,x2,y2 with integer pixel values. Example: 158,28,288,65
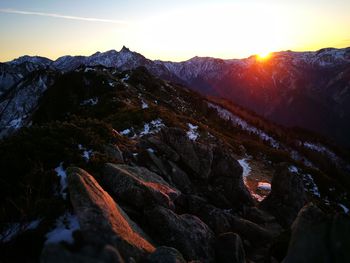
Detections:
0,66,349,262
40,127,350,263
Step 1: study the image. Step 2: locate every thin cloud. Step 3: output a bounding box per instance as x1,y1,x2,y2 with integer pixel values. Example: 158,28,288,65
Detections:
0,8,128,24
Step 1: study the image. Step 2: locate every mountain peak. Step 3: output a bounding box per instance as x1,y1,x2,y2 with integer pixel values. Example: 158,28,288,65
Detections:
120,45,131,53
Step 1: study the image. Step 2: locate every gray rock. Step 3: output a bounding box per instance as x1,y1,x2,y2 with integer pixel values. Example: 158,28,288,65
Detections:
147,136,180,162
41,244,125,263
103,164,180,209
210,147,253,206
183,195,233,234
167,161,192,194
67,167,155,261
161,128,213,180
104,144,124,163
146,246,186,263
145,206,215,262
215,233,246,263
283,203,350,263
138,149,172,183
260,165,306,226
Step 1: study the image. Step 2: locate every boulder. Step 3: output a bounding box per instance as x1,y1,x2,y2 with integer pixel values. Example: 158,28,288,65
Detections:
160,128,213,180
103,164,180,209
146,136,180,162
210,147,253,206
104,144,124,163
138,149,173,183
41,244,125,263
215,233,246,263
146,246,186,263
167,161,192,194
180,194,233,234
283,203,350,263
145,206,215,262
67,167,155,261
260,165,306,226
230,216,275,246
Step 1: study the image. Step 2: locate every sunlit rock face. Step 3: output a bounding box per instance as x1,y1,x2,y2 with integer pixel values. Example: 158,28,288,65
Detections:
67,167,155,260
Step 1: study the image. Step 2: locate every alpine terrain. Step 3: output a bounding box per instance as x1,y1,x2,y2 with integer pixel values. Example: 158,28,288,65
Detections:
0,48,350,263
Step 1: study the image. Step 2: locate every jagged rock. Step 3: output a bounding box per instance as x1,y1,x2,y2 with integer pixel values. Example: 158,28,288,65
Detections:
178,194,233,234
210,147,253,206
242,207,276,225
160,128,213,180
146,246,186,263
104,144,124,163
231,216,275,246
215,233,246,263
167,161,192,194
103,164,180,209
260,165,306,226
145,206,215,262
147,136,180,162
138,149,172,183
210,147,243,179
283,203,350,263
67,167,155,261
41,244,125,263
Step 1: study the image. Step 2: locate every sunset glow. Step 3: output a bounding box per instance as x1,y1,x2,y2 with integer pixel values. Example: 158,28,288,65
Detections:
257,52,271,60
0,0,349,62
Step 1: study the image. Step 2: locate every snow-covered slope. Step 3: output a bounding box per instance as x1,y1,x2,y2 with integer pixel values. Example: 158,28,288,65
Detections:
2,46,350,146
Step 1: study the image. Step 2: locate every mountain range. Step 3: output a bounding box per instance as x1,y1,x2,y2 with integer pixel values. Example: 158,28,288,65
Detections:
1,46,350,147
1,47,350,262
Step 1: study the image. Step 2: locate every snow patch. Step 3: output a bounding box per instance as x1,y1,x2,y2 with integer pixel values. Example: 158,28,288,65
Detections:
303,142,338,161
339,204,349,214
257,182,271,191
120,128,131,135
78,144,93,161
288,165,299,173
45,213,80,245
55,162,67,199
8,117,23,129
0,219,41,243
140,119,165,136
80,97,98,106
303,174,321,197
121,74,130,82
147,148,155,153
238,158,252,178
187,123,199,141
141,99,149,109
209,103,279,148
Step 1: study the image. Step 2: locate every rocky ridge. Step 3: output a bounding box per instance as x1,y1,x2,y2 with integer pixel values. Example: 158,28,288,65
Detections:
0,65,349,262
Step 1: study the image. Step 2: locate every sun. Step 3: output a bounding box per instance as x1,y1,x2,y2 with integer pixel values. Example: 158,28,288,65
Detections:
257,51,271,60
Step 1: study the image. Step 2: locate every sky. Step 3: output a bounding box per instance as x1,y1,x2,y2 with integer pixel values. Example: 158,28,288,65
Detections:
0,0,349,62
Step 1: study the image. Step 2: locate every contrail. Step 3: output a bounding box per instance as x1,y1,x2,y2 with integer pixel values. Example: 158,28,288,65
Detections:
0,8,128,24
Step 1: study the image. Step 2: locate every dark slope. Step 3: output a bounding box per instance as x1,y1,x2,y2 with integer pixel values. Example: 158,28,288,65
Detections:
0,66,349,263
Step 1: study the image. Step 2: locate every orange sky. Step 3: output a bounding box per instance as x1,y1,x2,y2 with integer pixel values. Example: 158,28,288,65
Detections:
0,1,349,62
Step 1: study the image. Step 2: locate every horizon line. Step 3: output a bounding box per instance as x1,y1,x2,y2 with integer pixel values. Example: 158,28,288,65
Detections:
2,45,350,64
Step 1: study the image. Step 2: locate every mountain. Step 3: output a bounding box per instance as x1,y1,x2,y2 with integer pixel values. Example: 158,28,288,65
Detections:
0,63,349,262
2,46,350,147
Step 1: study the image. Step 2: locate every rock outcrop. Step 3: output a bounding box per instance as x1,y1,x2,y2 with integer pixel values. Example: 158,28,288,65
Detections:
260,165,306,226
160,128,213,180
283,203,350,263
102,164,180,209
214,232,246,263
146,246,186,263
145,206,215,262
67,167,155,261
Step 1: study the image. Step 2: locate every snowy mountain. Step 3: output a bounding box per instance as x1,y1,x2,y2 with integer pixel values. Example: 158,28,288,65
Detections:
2,46,350,148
